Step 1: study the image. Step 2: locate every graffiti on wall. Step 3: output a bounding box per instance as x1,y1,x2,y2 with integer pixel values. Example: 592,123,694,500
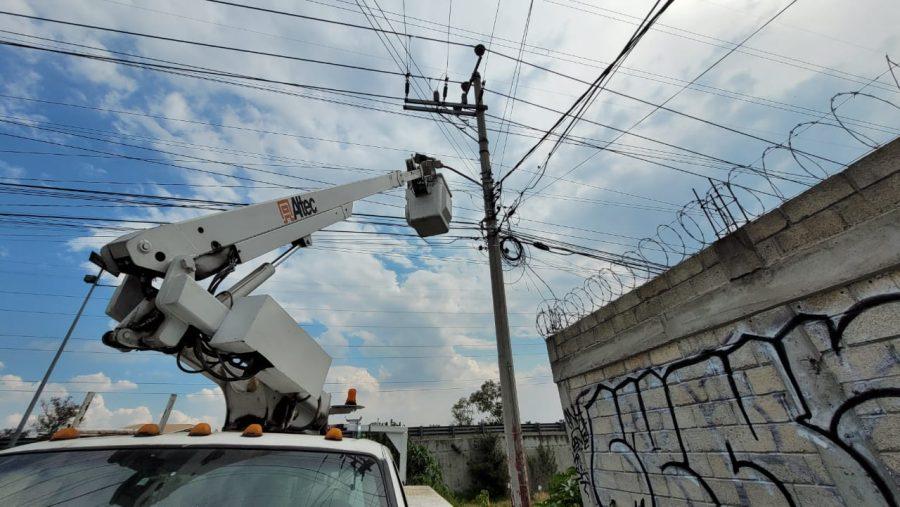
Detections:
563,293,900,507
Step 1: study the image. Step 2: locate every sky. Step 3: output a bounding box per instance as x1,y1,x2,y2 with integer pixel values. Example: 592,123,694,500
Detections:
0,0,898,431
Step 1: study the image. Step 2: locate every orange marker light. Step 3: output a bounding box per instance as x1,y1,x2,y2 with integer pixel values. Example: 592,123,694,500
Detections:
50,427,79,441
242,423,263,437
345,388,357,406
324,427,343,441
135,423,160,437
189,422,212,436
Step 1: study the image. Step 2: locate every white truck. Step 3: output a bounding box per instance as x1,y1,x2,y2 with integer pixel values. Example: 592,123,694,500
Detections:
0,155,454,506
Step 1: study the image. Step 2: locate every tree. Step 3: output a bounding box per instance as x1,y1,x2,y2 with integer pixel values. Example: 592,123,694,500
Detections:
467,434,508,499
451,398,474,425
528,443,559,493
34,396,78,437
451,380,502,425
407,443,455,502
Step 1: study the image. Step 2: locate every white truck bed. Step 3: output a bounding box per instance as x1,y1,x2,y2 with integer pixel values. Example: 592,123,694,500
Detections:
404,486,452,507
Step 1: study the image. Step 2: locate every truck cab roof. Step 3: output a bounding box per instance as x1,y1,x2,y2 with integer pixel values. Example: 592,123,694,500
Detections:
0,430,391,456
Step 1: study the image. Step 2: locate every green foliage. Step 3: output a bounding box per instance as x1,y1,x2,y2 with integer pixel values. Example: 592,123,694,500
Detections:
474,489,491,506
35,396,78,437
451,380,503,426
451,397,474,425
528,443,558,492
407,443,455,502
466,435,508,499
537,468,582,507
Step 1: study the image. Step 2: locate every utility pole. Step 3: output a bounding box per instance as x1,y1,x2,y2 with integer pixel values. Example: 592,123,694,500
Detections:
403,44,531,507
8,268,103,448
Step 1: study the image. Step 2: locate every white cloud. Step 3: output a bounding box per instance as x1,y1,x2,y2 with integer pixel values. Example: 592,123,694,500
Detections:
68,372,138,392
80,394,153,429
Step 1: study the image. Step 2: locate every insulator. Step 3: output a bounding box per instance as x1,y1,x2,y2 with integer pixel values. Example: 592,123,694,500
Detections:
433,90,440,102
442,77,448,101
404,73,410,98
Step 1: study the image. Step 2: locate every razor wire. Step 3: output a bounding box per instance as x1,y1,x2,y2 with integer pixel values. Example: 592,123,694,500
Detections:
534,56,900,337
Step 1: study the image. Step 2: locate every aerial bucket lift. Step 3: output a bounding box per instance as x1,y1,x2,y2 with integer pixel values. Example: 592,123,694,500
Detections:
90,155,452,432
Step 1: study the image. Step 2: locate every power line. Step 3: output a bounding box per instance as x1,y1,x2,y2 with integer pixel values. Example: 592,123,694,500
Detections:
0,10,458,81
205,0,473,48
528,0,801,198
548,0,900,95
286,0,900,134
488,49,846,168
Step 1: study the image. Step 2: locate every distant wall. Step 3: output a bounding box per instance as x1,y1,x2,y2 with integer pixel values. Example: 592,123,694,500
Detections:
409,424,574,494
547,139,900,505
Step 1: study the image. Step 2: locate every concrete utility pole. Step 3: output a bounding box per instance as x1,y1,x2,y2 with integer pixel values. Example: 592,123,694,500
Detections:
8,269,102,448
403,44,531,507
472,68,532,507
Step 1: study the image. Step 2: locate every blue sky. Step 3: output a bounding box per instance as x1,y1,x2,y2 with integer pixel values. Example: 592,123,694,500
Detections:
0,0,898,429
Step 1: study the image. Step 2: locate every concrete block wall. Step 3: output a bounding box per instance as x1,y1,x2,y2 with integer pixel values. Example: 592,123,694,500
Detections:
548,139,900,506
410,429,574,494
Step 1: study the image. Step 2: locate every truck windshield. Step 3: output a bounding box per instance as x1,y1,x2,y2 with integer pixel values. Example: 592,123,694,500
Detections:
0,447,391,506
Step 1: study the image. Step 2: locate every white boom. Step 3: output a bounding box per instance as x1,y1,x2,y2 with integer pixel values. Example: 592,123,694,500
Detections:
91,155,451,432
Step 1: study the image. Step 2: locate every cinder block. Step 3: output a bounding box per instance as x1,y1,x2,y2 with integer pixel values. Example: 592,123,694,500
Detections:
637,275,670,300
745,208,789,243
674,405,696,429
835,191,883,226
728,343,759,369
774,208,848,254
612,289,642,313
594,304,617,325
634,297,664,323
837,297,900,346
624,352,652,373
585,368,605,386
603,361,626,380
747,392,792,424
640,387,668,410
693,400,739,426
739,479,800,506
744,305,796,335
846,272,900,301
720,424,776,453
794,286,857,315
650,341,683,365
653,279,688,314
860,170,900,213
688,263,729,296
547,340,559,362
610,309,638,333
880,451,900,478
666,255,704,286
742,365,786,395
713,229,764,280
781,174,855,223
695,245,720,269
870,412,900,451
755,236,786,265
789,484,845,507
843,138,900,189
669,379,709,406
559,337,581,358
825,341,900,382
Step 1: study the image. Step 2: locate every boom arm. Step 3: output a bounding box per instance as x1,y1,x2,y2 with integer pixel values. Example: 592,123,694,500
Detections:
92,156,451,432
97,168,425,279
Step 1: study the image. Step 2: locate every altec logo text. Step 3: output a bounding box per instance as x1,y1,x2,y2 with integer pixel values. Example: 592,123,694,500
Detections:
277,195,318,224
